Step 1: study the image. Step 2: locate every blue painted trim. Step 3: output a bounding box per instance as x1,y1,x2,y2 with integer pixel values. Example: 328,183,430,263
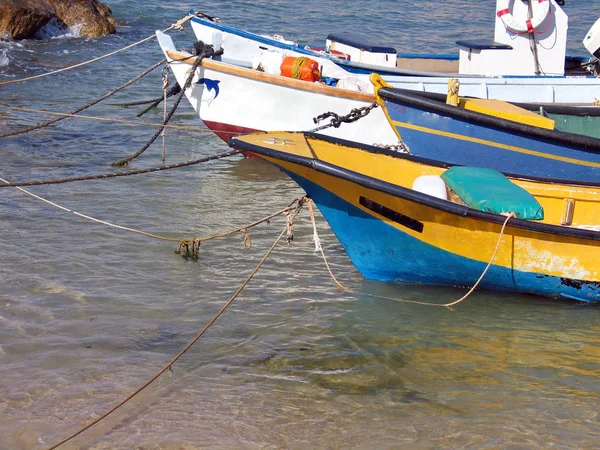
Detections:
191,16,314,56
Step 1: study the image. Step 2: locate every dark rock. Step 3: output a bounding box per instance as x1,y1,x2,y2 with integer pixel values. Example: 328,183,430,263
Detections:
0,0,54,40
0,0,116,40
47,0,115,38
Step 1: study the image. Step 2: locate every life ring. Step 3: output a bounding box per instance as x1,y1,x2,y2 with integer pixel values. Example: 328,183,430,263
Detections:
497,0,550,33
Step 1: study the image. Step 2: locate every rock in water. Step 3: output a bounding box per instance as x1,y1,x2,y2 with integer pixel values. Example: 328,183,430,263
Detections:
47,0,116,37
0,0,116,40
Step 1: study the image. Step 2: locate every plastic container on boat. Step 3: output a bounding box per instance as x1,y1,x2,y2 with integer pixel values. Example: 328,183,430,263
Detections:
412,175,448,200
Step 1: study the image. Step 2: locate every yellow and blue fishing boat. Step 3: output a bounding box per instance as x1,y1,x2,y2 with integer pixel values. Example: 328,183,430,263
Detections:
372,75,600,183
229,131,600,302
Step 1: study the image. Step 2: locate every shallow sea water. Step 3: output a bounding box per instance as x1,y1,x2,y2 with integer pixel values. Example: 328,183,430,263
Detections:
1,1,600,448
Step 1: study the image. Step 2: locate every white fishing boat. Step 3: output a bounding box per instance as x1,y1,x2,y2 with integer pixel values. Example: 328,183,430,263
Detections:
189,0,600,105
155,31,400,147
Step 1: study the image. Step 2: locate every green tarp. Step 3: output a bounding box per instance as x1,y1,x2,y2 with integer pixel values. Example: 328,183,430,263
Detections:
441,166,544,220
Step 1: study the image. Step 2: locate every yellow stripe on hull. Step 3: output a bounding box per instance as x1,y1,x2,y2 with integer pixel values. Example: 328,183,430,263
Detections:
390,120,600,169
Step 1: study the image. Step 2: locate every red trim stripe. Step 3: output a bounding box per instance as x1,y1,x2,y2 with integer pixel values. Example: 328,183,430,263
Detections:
497,8,510,17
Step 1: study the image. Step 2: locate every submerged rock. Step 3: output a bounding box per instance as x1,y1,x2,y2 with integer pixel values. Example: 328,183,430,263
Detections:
0,0,116,40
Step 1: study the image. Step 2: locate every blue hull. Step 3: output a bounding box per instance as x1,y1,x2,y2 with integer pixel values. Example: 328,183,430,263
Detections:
382,99,600,183
286,171,599,302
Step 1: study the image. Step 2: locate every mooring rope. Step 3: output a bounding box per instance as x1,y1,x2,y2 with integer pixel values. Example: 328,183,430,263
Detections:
111,43,224,167
138,84,182,118
106,84,181,109
1,172,306,256
0,149,241,188
46,200,306,450
0,14,194,87
0,104,240,134
307,199,516,307
0,59,166,139
161,72,169,162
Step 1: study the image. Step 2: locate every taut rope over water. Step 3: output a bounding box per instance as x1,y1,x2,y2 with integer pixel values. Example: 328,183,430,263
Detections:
2,173,305,255
0,149,241,188
0,59,166,139
111,42,225,166
137,84,182,118
0,14,194,86
0,104,214,133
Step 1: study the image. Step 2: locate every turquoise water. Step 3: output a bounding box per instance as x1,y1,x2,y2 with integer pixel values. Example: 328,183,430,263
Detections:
1,1,600,448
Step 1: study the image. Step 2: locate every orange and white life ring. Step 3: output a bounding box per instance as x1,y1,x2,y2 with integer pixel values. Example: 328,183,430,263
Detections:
497,0,550,33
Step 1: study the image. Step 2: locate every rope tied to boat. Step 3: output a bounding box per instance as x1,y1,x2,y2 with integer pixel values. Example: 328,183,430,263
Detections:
161,71,170,162
0,149,241,188
307,198,517,306
310,101,379,132
2,171,308,261
171,15,192,31
0,14,194,86
112,41,225,166
0,59,166,139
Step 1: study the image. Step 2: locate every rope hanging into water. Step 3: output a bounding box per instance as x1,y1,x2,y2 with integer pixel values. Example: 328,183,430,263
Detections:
46,200,306,450
306,199,516,307
0,14,194,86
0,59,166,139
161,72,169,162
111,42,224,167
0,149,241,188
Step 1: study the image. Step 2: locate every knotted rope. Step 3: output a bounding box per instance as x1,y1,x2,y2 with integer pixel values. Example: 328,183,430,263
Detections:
161,72,169,162
106,84,181,113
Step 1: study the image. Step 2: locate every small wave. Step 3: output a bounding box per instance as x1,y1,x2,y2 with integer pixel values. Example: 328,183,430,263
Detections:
0,49,9,67
34,18,83,40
